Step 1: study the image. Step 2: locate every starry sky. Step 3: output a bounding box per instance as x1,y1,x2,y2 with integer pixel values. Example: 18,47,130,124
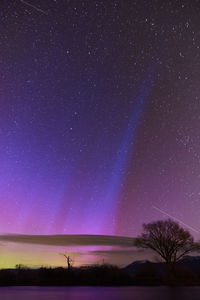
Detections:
0,0,200,267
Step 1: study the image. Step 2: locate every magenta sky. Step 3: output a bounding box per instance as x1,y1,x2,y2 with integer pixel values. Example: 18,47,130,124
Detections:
0,1,199,266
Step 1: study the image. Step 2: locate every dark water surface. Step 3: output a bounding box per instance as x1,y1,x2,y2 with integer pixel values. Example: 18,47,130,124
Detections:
0,286,200,300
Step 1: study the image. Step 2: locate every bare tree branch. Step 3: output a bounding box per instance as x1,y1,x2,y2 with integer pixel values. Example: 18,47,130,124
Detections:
135,219,199,268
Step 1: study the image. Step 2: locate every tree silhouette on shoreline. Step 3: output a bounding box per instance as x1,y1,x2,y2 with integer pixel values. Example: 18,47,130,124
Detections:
135,219,200,277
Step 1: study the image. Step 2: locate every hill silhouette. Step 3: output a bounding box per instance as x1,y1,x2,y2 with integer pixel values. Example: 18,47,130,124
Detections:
124,255,200,285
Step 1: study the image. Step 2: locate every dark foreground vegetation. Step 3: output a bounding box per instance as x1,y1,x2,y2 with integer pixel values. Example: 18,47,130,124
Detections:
2,257,200,286
0,264,131,286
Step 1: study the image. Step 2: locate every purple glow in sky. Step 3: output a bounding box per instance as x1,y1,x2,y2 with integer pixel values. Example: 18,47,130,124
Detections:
0,0,200,267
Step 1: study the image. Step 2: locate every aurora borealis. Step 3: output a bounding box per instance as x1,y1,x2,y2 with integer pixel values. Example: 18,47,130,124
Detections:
0,0,200,267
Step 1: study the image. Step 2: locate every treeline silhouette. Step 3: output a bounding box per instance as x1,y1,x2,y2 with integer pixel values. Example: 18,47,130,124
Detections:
0,260,200,286
0,264,131,286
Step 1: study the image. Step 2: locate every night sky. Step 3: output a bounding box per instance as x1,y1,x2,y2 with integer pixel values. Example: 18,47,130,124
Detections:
0,0,200,267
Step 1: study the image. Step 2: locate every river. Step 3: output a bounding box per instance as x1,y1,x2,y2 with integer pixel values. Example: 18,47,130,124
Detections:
0,286,200,299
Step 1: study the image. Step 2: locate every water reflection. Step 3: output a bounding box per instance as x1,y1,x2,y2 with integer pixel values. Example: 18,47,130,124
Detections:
0,287,200,300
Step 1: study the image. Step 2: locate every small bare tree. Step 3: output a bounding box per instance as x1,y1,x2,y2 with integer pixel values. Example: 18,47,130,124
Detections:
61,254,74,270
135,219,199,275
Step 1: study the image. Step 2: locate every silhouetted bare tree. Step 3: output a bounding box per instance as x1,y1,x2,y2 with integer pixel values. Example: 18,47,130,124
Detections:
135,219,199,275
62,254,73,270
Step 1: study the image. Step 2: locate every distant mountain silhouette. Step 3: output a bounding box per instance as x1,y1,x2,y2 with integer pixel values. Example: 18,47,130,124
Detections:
124,256,200,282
124,260,152,275
124,259,165,280
177,256,200,273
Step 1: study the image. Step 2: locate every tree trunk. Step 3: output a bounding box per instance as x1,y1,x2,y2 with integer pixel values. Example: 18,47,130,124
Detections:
67,257,71,270
166,261,176,284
